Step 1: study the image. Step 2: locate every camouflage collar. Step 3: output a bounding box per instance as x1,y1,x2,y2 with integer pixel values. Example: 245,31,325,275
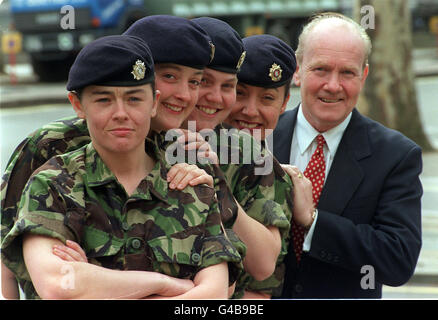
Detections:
84,143,117,187
143,136,171,203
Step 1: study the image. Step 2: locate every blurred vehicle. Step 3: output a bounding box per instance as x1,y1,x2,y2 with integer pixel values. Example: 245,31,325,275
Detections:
9,0,147,81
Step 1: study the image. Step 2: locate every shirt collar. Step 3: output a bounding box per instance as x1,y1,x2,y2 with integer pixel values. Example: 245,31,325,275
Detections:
296,104,352,156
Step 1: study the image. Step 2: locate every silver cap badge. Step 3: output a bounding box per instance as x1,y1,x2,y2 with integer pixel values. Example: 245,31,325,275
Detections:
131,59,146,80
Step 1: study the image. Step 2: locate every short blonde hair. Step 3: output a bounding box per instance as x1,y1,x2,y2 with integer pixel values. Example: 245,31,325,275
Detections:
296,12,372,69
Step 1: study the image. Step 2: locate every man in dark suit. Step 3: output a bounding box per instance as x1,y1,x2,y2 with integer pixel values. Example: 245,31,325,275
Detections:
270,13,423,298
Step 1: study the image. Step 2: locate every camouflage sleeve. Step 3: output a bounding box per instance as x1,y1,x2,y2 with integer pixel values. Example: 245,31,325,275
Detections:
271,158,293,255
1,116,89,245
245,159,294,297
198,163,238,229
1,137,32,243
1,165,80,282
220,131,290,235
197,185,244,285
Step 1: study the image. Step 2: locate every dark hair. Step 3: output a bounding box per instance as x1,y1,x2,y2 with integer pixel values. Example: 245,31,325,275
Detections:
283,78,292,101
73,88,84,101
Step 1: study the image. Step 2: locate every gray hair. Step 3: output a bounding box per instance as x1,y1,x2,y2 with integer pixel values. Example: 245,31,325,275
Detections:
295,12,372,69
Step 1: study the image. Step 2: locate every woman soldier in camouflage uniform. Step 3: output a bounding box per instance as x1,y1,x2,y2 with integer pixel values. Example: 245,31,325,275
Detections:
224,34,298,297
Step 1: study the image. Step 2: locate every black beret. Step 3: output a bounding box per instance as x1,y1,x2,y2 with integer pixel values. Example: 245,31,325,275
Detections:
124,15,213,70
192,17,245,74
67,35,154,91
238,34,296,88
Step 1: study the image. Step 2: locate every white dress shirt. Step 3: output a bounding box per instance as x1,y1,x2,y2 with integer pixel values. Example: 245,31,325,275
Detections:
289,105,352,251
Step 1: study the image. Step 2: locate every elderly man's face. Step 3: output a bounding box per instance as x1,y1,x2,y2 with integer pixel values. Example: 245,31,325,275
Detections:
295,25,368,132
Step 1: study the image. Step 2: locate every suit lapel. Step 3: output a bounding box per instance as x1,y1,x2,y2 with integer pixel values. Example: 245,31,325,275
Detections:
318,109,371,216
272,108,372,216
271,107,298,164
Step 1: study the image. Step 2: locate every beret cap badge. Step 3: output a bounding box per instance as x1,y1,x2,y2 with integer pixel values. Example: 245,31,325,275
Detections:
131,59,146,80
236,51,246,71
209,41,216,63
269,63,282,82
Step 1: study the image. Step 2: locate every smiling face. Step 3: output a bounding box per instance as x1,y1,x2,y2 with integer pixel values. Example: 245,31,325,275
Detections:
183,68,238,131
70,84,157,156
226,83,289,140
295,23,368,132
152,63,204,132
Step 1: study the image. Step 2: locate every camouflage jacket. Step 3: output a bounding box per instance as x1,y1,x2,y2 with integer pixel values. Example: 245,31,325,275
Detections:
161,123,292,298
243,156,293,297
214,124,292,298
1,136,242,299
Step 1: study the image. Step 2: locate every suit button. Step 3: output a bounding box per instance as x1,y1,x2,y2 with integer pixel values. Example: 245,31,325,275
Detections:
294,284,303,293
333,256,339,263
320,250,327,259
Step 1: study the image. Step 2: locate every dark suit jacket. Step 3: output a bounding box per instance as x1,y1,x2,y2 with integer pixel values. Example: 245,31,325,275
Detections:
270,107,422,298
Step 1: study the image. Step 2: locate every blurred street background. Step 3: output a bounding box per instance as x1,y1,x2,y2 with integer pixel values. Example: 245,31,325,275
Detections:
0,0,437,299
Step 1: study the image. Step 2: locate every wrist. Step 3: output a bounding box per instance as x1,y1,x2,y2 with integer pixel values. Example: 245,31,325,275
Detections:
303,208,317,230
157,273,171,295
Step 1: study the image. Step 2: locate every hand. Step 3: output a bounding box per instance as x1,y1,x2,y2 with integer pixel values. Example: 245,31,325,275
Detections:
52,240,88,263
185,140,219,164
167,163,214,189
241,290,271,299
228,282,236,298
281,164,315,228
53,240,195,299
156,275,195,298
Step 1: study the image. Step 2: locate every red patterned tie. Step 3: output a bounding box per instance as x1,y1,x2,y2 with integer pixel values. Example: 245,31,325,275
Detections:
292,134,326,263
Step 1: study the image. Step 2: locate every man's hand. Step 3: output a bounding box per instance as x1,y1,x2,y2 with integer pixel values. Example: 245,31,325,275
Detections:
281,164,315,228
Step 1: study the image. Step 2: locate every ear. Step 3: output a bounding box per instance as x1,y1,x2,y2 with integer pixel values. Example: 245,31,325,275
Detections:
151,89,160,118
293,66,301,87
280,92,290,115
68,92,86,119
361,64,369,87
